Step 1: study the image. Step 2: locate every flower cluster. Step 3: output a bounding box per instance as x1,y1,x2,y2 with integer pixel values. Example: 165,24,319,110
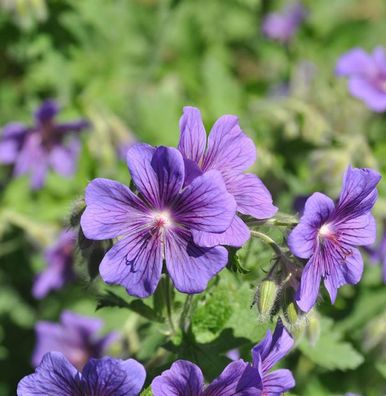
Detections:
19,321,294,396
0,100,88,189
80,107,276,297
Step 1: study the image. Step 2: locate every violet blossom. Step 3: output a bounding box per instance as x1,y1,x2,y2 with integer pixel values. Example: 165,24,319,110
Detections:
32,310,117,370
177,106,277,248
262,2,306,44
288,166,381,312
80,144,237,298
32,229,77,299
18,352,145,396
251,320,295,395
152,321,294,396
335,47,386,112
0,100,88,189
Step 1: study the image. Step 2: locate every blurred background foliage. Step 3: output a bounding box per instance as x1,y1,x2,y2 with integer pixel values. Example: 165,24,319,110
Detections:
1,0,386,395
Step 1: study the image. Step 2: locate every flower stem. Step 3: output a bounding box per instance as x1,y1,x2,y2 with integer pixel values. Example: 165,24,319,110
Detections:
250,230,284,257
179,295,194,333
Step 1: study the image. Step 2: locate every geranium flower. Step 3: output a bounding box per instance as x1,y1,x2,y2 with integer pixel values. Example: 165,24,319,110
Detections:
288,166,381,312
0,100,88,189
152,321,294,396
262,2,306,44
336,47,386,112
251,320,295,395
32,230,76,299
177,106,277,248
18,352,145,396
80,144,236,297
32,311,117,370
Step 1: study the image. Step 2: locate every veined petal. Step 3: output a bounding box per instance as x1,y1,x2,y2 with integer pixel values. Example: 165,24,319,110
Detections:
252,321,293,373
204,360,262,396
225,173,277,219
99,228,163,298
192,215,250,248
337,166,381,219
18,352,80,396
173,170,236,233
81,357,146,396
151,146,185,206
335,213,376,246
178,106,207,163
81,178,148,240
263,369,295,395
288,192,334,259
165,229,228,294
151,360,204,396
126,143,158,206
324,247,363,303
202,115,256,173
295,257,321,312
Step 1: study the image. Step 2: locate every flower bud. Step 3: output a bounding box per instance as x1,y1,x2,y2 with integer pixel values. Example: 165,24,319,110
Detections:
256,280,279,318
305,311,320,346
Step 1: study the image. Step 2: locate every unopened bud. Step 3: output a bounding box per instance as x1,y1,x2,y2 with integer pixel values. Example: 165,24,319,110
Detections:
305,311,320,346
256,280,278,318
285,302,299,325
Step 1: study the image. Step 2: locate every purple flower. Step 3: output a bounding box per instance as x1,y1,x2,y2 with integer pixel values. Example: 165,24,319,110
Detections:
288,166,381,312
151,360,262,395
152,321,294,396
0,100,88,189
363,220,386,283
262,2,307,43
32,230,76,299
32,310,117,370
177,106,277,248
18,352,145,396
251,321,295,395
335,47,386,112
80,144,237,298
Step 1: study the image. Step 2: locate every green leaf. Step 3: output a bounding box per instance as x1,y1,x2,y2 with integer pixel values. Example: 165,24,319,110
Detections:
140,386,153,396
299,317,364,371
96,291,164,323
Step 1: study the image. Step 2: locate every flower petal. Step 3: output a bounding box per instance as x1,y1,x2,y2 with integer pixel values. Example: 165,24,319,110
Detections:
35,100,59,125
173,170,236,233
165,229,228,294
263,369,295,394
99,228,163,298
0,139,20,164
127,144,185,208
204,360,262,396
288,192,334,259
225,173,277,219
295,257,322,312
192,215,250,248
81,178,148,240
336,213,376,246
202,115,256,173
151,360,204,396
337,166,381,220
82,357,146,396
178,106,207,163
252,321,293,372
324,247,363,303
348,77,386,112
18,352,79,396
335,48,375,77
49,140,80,177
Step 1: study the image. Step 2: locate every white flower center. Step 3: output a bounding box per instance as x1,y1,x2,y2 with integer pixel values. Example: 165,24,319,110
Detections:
318,223,331,238
152,211,173,229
